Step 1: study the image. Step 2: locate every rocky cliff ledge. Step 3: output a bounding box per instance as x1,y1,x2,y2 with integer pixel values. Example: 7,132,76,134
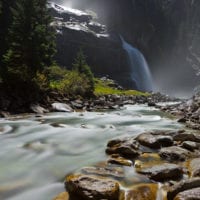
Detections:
48,2,134,88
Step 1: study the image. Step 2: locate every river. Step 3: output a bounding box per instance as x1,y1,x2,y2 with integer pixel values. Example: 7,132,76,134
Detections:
0,104,183,200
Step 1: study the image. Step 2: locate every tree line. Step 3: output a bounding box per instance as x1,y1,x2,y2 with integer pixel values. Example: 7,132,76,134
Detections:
0,0,94,105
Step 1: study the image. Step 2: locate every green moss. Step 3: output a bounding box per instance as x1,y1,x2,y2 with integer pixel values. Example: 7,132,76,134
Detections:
94,78,149,96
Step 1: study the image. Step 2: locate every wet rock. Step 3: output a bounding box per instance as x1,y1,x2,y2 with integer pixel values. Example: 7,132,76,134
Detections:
30,104,49,114
107,154,132,166
189,158,200,177
167,177,200,200
71,101,84,109
181,141,199,151
124,184,158,200
52,103,73,112
106,137,139,158
65,174,120,200
174,187,200,200
173,131,200,143
81,166,124,179
159,146,190,161
137,163,183,181
136,132,173,149
54,192,69,200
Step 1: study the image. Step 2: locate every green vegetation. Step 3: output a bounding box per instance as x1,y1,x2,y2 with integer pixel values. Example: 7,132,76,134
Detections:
73,49,94,96
48,65,93,97
94,78,148,96
0,0,147,111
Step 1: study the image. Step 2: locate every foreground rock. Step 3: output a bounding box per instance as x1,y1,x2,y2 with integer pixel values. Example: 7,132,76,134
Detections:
123,184,158,200
137,163,183,181
136,132,173,149
188,158,200,177
167,178,200,200
81,166,124,179
159,146,190,161
53,192,69,200
174,187,200,200
106,137,140,158
51,103,73,112
65,174,120,200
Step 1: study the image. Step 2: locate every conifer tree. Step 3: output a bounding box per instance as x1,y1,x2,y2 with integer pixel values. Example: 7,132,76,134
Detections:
3,0,56,84
0,0,15,69
73,49,94,95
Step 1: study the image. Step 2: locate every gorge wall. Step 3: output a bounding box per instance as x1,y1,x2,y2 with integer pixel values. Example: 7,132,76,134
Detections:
52,0,200,96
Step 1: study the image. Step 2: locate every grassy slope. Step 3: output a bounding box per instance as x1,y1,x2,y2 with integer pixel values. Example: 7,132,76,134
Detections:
94,78,148,96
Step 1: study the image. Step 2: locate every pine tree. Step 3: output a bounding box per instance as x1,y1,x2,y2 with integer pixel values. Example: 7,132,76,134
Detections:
73,49,94,95
3,0,56,84
0,0,15,69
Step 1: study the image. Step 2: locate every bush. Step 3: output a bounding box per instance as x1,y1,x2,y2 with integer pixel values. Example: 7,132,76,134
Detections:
49,66,93,97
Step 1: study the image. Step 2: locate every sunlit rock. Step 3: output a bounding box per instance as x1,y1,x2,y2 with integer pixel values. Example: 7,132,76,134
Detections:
65,174,120,200
137,163,183,182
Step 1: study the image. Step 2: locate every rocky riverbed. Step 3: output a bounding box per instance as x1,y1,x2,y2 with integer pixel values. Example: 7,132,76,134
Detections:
53,94,200,200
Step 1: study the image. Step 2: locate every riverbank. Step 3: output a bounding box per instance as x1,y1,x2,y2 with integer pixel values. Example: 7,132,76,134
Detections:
53,94,200,200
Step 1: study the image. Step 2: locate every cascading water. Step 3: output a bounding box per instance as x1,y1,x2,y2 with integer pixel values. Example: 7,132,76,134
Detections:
120,36,154,92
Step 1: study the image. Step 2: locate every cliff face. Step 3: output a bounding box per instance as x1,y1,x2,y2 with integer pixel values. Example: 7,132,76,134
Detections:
48,2,135,88
52,0,200,96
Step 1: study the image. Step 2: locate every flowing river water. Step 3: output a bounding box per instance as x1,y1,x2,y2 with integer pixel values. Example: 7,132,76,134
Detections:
0,104,183,200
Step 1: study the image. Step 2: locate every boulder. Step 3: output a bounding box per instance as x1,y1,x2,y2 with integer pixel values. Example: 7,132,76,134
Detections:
65,174,120,200
137,163,183,181
53,192,69,200
136,132,173,149
30,104,49,114
124,184,158,200
107,154,132,166
159,146,190,161
189,158,200,177
173,131,200,143
174,187,200,200
81,166,124,179
52,103,73,112
167,177,200,200
106,137,140,158
181,141,199,151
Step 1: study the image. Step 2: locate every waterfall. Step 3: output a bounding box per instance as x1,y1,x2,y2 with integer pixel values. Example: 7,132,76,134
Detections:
120,36,153,92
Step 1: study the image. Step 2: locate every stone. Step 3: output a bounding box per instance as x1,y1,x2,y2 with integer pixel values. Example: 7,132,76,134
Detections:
107,155,132,166
124,184,158,200
137,132,173,149
65,174,120,200
53,192,69,200
52,103,73,112
189,158,200,177
81,166,124,179
30,104,49,114
159,146,190,161
173,132,200,143
106,137,139,158
137,163,183,181
174,187,200,200
181,141,199,151
167,177,200,200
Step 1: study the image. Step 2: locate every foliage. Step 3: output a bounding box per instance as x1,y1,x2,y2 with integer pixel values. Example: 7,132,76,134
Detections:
73,49,94,95
94,78,148,96
0,0,15,69
2,0,56,84
49,68,92,97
